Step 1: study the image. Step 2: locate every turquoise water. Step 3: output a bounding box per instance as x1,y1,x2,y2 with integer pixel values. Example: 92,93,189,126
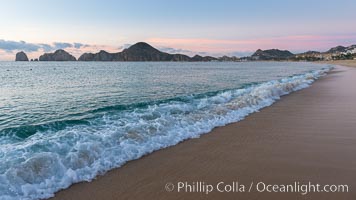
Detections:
0,61,331,199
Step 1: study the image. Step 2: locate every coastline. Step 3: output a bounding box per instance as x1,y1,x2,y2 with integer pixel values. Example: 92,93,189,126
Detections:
318,60,356,67
51,61,356,200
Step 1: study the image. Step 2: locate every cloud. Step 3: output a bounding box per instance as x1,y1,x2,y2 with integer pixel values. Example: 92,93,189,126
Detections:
53,42,73,49
0,39,115,60
226,51,254,57
157,46,198,56
0,39,90,53
118,43,132,50
38,43,54,52
0,40,42,52
74,43,84,49
52,42,84,49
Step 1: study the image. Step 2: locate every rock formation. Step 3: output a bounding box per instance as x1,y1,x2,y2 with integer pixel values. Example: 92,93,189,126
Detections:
78,42,220,62
39,49,76,61
33,42,242,62
15,51,29,61
251,49,294,60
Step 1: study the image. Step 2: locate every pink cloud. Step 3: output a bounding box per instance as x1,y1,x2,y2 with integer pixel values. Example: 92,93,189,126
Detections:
146,34,356,54
0,50,14,61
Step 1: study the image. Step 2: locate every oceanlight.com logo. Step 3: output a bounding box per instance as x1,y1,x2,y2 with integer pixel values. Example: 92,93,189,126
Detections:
164,181,349,195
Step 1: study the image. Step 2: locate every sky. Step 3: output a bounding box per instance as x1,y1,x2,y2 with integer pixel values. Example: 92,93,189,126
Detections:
0,0,356,60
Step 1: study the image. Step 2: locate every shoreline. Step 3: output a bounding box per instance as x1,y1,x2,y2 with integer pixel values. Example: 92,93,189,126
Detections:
51,61,356,200
318,60,356,67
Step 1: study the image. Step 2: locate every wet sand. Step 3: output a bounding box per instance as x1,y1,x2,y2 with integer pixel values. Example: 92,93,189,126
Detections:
51,61,356,200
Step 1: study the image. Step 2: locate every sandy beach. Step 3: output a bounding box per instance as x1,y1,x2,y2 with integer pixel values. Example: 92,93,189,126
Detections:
319,60,356,67
51,61,356,200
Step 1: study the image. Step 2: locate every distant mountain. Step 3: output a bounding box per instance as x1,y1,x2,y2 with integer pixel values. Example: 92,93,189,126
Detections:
251,49,294,60
247,44,355,61
326,45,347,54
19,42,355,62
15,51,29,61
190,55,218,62
344,45,356,54
295,51,321,57
78,50,119,61
294,51,324,61
294,44,356,61
217,56,239,62
298,45,356,56
17,42,238,62
119,42,191,61
78,42,220,62
302,51,321,54
39,49,76,61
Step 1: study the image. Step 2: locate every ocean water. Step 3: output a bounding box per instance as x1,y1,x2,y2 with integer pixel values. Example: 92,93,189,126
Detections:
0,61,332,199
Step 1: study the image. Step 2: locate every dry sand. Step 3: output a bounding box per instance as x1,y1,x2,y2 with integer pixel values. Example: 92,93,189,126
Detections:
51,61,356,200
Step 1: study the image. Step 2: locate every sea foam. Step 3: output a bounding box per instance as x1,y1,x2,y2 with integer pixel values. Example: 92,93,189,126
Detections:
0,67,332,200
